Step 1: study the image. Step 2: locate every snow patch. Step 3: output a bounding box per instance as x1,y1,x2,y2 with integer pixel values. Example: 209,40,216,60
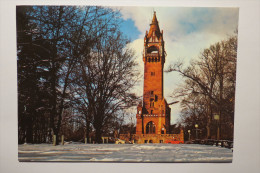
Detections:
18,144,233,162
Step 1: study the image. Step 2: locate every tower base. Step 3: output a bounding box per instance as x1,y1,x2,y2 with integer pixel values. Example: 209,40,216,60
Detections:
119,130,184,144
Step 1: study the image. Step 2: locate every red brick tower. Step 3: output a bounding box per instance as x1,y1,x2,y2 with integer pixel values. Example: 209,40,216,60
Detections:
136,12,171,135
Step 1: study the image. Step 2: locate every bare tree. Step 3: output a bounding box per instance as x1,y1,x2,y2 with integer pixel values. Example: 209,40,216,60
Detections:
167,34,237,140
72,29,140,143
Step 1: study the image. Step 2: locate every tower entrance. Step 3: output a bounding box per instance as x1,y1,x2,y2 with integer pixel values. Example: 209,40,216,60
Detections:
146,121,156,134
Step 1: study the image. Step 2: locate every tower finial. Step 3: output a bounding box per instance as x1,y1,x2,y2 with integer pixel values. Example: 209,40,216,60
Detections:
151,11,158,24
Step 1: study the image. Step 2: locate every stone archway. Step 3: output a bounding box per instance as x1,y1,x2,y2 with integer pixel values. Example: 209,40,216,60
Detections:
146,121,156,134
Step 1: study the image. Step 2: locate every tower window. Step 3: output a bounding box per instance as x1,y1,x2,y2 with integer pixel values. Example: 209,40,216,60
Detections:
150,101,154,108
151,72,155,76
147,46,158,54
151,110,153,114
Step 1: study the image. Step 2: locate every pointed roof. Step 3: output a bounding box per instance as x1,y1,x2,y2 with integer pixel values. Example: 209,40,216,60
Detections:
147,11,161,38
151,11,158,25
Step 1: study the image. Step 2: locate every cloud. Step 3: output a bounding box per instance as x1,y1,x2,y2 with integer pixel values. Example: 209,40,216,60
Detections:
118,7,239,124
126,38,144,96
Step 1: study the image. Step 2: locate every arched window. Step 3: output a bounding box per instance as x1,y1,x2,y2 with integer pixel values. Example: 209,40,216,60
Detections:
147,46,158,54
146,121,156,134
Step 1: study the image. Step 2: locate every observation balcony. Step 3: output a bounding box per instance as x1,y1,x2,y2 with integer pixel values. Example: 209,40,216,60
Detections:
136,114,165,117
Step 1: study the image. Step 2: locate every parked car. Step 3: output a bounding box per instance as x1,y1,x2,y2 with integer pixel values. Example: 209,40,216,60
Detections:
125,140,133,144
115,138,126,144
205,139,215,145
165,139,184,144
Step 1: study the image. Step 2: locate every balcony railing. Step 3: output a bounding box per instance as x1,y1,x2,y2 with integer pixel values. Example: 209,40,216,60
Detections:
136,114,165,117
146,53,159,57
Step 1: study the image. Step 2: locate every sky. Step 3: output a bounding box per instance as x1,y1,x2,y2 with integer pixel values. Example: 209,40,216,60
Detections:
117,7,239,125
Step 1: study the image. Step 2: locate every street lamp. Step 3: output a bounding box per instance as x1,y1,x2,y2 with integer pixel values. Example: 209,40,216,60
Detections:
214,114,220,140
188,130,191,141
195,124,199,139
168,101,179,105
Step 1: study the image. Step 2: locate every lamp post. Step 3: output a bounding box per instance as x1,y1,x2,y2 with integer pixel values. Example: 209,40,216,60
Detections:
168,101,179,105
195,124,199,139
214,114,220,140
188,130,191,141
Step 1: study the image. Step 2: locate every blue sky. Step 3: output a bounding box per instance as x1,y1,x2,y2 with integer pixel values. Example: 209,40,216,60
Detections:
119,19,141,41
117,7,239,124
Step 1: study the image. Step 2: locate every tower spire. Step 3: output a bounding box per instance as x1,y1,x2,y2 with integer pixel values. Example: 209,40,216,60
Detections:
147,11,160,38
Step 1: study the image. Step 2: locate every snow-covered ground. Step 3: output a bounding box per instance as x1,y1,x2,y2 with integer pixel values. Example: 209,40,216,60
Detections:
18,143,233,162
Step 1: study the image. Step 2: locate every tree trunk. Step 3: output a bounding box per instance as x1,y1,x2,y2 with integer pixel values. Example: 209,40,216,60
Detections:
95,127,102,143
26,116,33,143
219,58,224,140
206,100,212,139
53,128,59,145
86,119,90,143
